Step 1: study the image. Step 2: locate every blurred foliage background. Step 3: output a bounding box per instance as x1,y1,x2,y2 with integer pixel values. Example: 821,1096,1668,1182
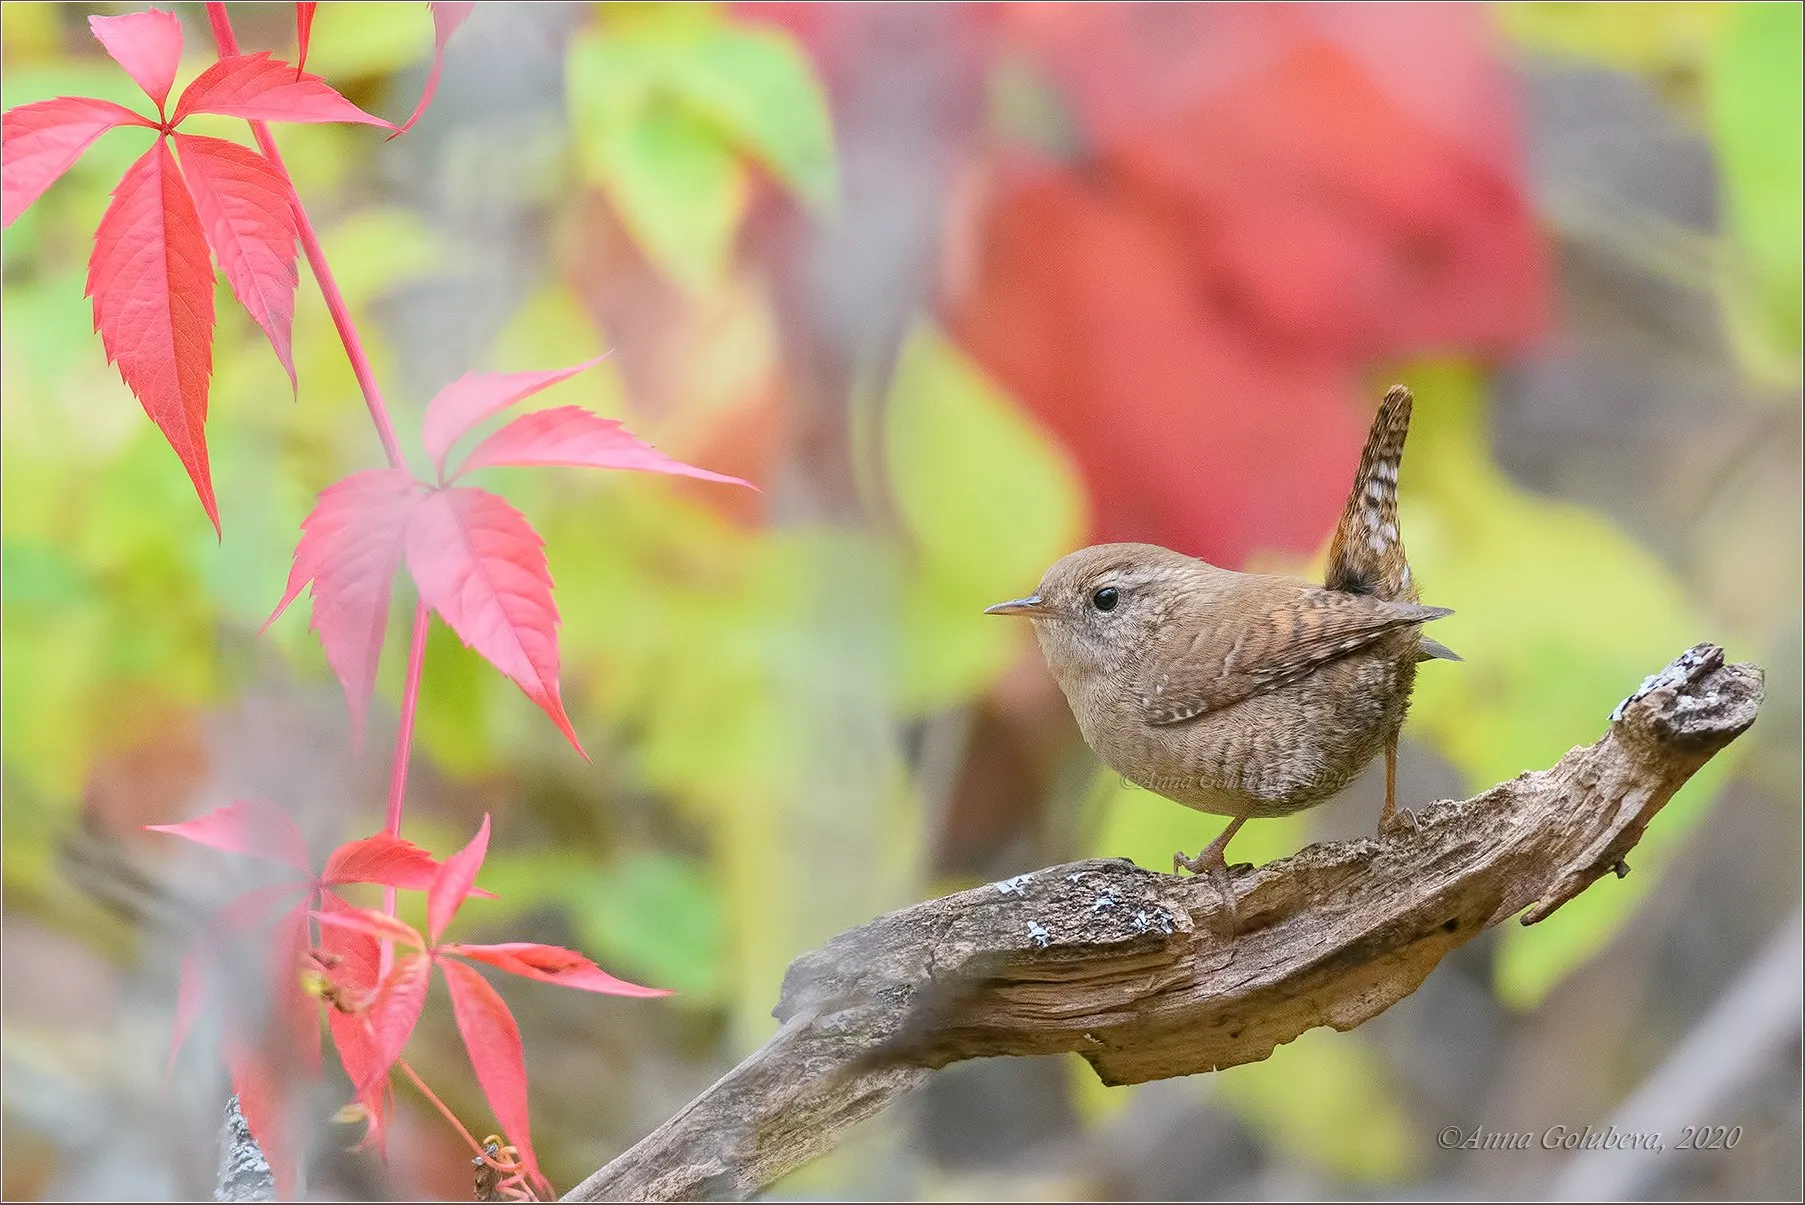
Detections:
1,2,1798,1200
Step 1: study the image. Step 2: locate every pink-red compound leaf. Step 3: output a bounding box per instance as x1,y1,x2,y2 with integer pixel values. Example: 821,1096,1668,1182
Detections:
172,133,299,391
321,833,440,890
145,797,311,871
86,138,219,532
312,906,426,950
442,958,542,1190
165,879,306,1075
294,3,318,76
420,355,610,481
459,405,755,488
318,892,392,1150
405,488,586,756
89,9,184,112
264,469,423,746
172,52,394,129
359,951,431,1096
2,96,153,227
427,814,490,944
449,942,671,998
391,2,476,139
273,900,323,1077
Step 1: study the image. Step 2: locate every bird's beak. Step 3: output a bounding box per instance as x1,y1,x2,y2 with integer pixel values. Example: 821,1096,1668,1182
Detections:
984,594,1048,617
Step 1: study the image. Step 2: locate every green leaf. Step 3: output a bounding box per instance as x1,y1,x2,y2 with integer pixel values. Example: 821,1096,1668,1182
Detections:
478,849,727,1003
1710,2,1804,376
1393,360,1743,1008
567,8,836,291
883,323,1088,712
580,86,749,294
669,24,837,211
1213,1028,1420,1182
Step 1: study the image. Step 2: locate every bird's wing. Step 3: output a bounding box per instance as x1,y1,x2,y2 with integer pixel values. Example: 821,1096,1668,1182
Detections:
1136,585,1451,726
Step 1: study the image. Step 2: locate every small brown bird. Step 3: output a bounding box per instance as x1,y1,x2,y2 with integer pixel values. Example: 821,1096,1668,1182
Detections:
986,385,1458,883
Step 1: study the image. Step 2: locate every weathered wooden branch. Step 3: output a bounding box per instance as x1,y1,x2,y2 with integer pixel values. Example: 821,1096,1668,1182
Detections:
564,644,1763,1203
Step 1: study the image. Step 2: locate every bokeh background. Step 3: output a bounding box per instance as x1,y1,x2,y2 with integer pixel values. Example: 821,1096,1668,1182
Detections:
2,2,1799,1199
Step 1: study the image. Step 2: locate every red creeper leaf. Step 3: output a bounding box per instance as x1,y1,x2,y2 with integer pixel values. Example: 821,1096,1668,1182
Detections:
311,906,426,950
85,135,216,526
441,959,543,1192
391,2,477,138
264,469,423,746
321,833,440,890
88,9,183,111
86,138,219,532
145,797,310,872
319,893,391,1150
420,355,611,481
166,880,309,1073
295,3,318,76
405,489,586,756
460,405,755,488
2,97,153,227
359,951,431,1096
427,814,490,944
449,942,671,998
172,52,394,129
172,133,299,392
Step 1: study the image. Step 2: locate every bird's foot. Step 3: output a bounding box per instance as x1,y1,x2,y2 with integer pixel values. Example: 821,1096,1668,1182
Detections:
1174,848,1240,937
1378,805,1420,838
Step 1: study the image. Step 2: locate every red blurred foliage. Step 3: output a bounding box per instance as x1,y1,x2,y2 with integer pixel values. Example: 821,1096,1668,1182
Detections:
746,1,1547,565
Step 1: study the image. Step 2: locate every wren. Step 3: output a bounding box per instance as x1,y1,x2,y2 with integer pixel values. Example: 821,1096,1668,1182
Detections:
986,385,1459,888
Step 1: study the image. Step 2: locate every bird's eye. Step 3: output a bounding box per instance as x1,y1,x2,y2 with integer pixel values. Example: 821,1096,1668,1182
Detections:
1092,586,1119,612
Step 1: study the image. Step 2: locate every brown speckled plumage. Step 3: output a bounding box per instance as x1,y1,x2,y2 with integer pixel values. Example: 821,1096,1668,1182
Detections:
987,385,1458,884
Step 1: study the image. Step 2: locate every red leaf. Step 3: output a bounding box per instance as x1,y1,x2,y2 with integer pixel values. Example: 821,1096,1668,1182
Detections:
89,9,184,111
311,905,426,950
459,406,754,489
359,951,431,1095
404,488,586,756
272,900,323,1077
321,833,440,890
294,3,318,75
427,814,489,944
145,797,310,872
420,355,610,481
172,133,299,391
441,958,542,1191
449,942,671,998
391,2,476,138
172,52,393,129
1,96,152,227
166,880,308,1074
86,138,219,533
264,469,423,745
319,892,391,1149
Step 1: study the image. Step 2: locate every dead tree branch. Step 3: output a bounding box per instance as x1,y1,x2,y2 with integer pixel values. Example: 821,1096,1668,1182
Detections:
564,644,1764,1203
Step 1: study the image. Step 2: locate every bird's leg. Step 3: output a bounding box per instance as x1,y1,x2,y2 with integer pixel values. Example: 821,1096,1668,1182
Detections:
1175,816,1247,935
1174,815,1246,876
1378,733,1418,835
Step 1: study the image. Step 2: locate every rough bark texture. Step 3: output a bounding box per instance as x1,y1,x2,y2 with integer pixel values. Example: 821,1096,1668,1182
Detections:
214,1095,275,1203
563,644,1763,1203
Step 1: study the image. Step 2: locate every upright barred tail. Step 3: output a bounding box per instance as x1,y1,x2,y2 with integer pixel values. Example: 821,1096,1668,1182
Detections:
1324,384,1418,603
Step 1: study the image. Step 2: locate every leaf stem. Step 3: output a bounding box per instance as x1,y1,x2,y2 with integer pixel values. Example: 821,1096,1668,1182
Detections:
381,599,433,975
203,2,407,473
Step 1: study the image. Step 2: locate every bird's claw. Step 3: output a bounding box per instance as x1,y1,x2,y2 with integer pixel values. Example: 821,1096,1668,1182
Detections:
1378,806,1420,837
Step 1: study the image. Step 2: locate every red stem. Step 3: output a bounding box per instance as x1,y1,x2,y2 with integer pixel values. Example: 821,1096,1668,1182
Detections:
379,600,433,975
203,2,407,474
204,5,426,970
